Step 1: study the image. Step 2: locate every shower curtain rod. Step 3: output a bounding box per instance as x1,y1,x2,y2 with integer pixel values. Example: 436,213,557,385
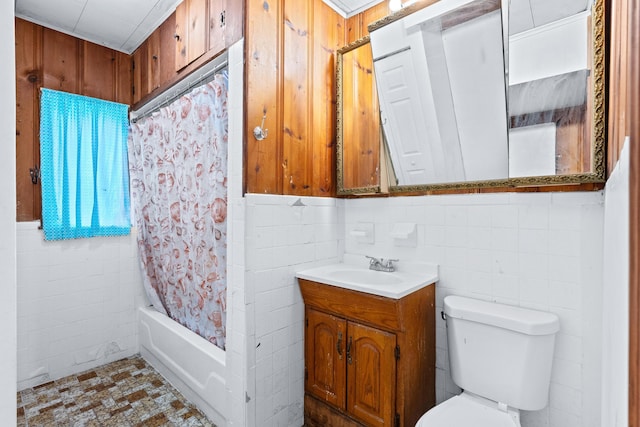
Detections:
130,53,228,123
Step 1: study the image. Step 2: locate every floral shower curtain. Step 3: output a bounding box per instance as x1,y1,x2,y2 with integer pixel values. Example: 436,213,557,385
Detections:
128,73,228,349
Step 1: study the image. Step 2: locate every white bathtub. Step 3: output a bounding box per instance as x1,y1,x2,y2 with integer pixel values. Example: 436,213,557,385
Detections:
138,306,227,426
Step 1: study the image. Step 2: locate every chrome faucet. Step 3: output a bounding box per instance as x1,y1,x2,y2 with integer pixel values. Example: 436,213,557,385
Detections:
366,256,399,272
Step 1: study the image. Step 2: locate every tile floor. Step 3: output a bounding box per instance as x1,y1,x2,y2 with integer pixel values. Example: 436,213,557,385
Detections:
17,355,216,427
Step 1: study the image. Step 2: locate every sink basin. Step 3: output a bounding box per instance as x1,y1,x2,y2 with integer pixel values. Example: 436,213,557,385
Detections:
296,256,439,299
326,269,403,286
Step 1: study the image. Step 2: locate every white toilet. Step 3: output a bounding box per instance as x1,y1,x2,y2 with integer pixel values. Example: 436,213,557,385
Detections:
416,295,560,427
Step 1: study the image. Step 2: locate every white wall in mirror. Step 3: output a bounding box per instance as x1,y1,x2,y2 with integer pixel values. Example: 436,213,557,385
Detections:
441,10,508,181
509,11,589,85
508,0,591,34
370,0,508,186
509,123,557,177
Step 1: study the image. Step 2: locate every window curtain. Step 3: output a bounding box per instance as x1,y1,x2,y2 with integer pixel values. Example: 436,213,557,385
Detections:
40,88,131,240
128,73,228,349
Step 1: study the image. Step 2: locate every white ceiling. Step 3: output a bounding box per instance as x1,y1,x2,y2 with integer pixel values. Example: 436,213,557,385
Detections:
14,0,592,54
14,0,182,54
323,0,386,17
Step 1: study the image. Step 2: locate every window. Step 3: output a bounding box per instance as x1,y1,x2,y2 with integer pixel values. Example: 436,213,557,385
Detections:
39,88,131,240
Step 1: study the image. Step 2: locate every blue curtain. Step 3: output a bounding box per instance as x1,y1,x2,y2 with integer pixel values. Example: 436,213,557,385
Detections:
40,88,131,240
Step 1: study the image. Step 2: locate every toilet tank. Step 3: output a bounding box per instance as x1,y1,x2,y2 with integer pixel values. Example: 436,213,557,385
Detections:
444,295,560,411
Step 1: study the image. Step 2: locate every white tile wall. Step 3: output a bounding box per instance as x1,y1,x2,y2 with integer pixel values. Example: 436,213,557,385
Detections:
244,194,343,427
601,139,630,427
16,222,146,390
344,191,604,427
225,39,248,427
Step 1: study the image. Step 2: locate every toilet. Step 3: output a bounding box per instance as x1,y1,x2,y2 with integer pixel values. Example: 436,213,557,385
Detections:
416,295,560,427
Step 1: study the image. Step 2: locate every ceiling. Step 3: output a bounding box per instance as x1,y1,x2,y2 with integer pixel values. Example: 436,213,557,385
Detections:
14,0,182,54
14,0,592,54
509,0,591,34
323,0,386,17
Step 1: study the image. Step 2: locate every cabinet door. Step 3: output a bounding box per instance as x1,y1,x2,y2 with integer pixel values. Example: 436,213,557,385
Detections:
347,322,396,427
208,0,225,56
174,0,189,70
187,0,208,63
176,0,208,71
224,0,243,48
305,308,347,410
132,42,148,104
147,30,161,93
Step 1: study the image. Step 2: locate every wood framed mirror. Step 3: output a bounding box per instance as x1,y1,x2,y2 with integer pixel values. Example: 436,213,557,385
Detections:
337,0,605,195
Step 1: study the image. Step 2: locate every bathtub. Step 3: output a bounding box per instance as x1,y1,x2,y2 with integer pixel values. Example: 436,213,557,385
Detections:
138,306,227,426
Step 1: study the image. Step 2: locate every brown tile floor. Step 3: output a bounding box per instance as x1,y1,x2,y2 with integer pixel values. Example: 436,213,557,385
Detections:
17,355,216,427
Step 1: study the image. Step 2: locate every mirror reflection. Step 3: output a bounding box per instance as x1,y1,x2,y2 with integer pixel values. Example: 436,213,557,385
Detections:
353,0,605,192
337,37,382,193
507,0,594,178
370,0,508,186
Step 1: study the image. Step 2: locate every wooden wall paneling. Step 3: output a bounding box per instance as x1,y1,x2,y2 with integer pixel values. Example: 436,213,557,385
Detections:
346,15,362,44
345,3,388,45
188,0,209,63
282,0,312,195
15,19,42,221
245,0,283,194
81,42,117,101
209,0,226,56
628,0,640,425
116,52,132,105
159,13,177,84
175,0,189,70
42,28,79,94
608,0,628,174
147,30,161,94
224,0,245,48
311,1,345,195
360,3,390,35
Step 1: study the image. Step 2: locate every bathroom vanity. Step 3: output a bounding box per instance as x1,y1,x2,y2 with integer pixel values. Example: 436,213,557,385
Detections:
297,261,437,427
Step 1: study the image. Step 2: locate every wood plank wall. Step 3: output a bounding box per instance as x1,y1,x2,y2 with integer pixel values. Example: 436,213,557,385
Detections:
608,0,628,173
624,0,640,424
244,0,389,195
15,18,132,221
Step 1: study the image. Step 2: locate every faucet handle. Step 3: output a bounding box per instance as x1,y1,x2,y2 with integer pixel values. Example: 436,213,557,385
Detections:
365,255,381,264
384,258,399,268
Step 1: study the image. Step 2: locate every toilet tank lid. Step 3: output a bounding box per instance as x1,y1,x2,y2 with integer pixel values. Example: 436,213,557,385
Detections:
444,296,560,336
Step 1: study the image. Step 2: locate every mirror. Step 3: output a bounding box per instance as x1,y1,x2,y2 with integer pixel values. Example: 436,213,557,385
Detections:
336,36,385,194
337,0,605,194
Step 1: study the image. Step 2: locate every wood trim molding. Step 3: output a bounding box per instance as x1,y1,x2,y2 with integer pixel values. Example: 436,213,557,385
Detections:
629,0,640,424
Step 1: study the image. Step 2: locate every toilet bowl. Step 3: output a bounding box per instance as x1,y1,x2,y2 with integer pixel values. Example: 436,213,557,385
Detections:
415,295,560,427
416,391,520,427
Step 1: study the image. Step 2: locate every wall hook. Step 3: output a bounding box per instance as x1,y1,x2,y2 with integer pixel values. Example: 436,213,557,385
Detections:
253,111,268,140
29,165,40,185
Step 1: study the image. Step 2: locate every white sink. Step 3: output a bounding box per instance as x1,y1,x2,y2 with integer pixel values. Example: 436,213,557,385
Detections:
296,255,438,299
326,269,403,286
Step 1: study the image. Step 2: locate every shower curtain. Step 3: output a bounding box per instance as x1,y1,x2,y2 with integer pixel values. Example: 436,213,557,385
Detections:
128,73,228,349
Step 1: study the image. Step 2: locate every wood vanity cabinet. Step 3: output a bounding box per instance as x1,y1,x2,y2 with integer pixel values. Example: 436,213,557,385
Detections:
299,279,436,427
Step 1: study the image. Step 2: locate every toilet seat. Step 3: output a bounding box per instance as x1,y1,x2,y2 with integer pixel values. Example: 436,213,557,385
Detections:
415,392,520,427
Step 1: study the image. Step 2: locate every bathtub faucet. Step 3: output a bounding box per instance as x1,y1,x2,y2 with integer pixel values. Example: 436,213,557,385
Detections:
365,256,398,272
